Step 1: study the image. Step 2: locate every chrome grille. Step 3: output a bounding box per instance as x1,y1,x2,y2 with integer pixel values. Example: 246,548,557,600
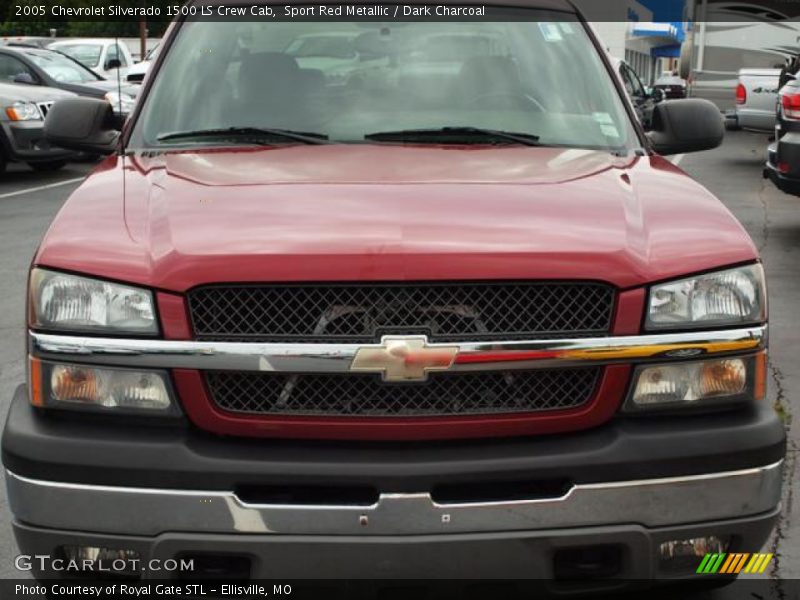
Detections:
205,368,601,417
188,282,615,343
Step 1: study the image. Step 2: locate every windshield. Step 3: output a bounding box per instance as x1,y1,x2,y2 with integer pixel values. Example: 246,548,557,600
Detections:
130,14,637,151
26,50,101,83
656,76,685,85
52,43,103,68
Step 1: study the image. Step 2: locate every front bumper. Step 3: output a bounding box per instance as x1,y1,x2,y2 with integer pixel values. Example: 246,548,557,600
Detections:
6,462,783,537
735,108,775,133
4,381,786,580
12,509,780,580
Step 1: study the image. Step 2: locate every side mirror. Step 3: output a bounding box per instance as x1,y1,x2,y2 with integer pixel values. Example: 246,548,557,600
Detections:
105,58,122,71
13,72,35,84
647,99,724,155
44,97,119,155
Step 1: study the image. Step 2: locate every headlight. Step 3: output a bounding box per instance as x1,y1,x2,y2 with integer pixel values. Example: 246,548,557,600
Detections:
5,101,41,121
646,264,765,330
30,359,179,415
104,91,136,113
625,353,766,412
30,268,157,335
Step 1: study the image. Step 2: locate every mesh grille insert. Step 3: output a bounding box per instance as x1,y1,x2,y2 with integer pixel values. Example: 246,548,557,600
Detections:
205,368,601,417
188,282,615,343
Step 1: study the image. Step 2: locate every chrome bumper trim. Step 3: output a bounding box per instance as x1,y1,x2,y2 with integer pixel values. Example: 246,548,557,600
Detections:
6,461,783,536
29,326,767,373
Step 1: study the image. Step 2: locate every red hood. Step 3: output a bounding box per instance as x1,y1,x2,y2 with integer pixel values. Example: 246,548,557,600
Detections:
36,145,757,291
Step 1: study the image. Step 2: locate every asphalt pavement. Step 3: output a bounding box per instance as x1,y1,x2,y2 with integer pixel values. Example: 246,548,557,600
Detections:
678,130,799,587
0,160,95,581
0,134,796,597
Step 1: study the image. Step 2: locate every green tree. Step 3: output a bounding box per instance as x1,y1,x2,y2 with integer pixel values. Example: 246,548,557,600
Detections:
0,0,68,36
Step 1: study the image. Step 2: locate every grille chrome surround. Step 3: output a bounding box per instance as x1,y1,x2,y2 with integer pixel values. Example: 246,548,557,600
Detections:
205,368,601,417
187,282,615,343
29,327,768,373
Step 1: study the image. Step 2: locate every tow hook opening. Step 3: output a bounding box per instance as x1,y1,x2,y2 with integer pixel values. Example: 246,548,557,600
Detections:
553,545,624,580
176,554,252,581
235,484,379,507
431,478,572,504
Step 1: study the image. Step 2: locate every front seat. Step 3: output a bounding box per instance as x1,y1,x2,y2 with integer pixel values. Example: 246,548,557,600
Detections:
237,52,308,128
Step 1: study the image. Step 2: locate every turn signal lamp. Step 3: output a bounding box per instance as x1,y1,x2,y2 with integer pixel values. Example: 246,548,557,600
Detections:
626,353,764,411
29,358,179,415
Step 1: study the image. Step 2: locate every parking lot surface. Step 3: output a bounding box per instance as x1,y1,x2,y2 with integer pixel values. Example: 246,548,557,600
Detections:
0,134,796,595
0,161,94,580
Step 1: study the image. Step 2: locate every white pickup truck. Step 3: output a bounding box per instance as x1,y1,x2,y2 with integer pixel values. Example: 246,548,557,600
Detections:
731,68,781,132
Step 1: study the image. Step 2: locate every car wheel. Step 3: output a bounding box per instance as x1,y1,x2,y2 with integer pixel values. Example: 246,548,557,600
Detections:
29,160,66,172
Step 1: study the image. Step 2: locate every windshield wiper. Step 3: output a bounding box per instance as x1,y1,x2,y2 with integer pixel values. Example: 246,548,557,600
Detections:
157,127,329,145
364,127,541,146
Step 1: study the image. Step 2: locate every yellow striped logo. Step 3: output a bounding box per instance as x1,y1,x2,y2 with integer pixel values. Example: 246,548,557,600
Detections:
697,553,773,574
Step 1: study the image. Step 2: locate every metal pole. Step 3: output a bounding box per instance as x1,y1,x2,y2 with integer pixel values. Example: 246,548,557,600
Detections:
138,0,148,60
139,19,147,60
697,0,708,71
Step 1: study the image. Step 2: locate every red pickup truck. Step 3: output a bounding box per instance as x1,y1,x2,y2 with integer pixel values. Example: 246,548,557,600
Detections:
3,0,785,586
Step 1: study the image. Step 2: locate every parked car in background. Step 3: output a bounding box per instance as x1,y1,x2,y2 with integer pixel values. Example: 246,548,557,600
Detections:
0,81,75,172
1,37,52,49
48,38,133,79
765,75,800,194
0,46,137,122
730,68,780,132
612,57,662,128
653,74,687,99
686,4,799,110
126,43,159,84
285,32,360,71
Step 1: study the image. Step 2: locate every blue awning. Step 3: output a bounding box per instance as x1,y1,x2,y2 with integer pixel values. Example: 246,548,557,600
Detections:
651,44,682,58
631,22,685,44
636,0,687,23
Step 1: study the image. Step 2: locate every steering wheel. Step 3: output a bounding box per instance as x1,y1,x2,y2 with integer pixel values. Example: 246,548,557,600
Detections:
465,91,544,111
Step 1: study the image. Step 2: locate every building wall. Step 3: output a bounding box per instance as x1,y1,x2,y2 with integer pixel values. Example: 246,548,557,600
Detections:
589,0,655,82
590,22,629,58
590,0,688,86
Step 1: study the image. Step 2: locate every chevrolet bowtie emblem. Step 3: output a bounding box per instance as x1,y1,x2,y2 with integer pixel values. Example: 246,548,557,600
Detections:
350,335,458,382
